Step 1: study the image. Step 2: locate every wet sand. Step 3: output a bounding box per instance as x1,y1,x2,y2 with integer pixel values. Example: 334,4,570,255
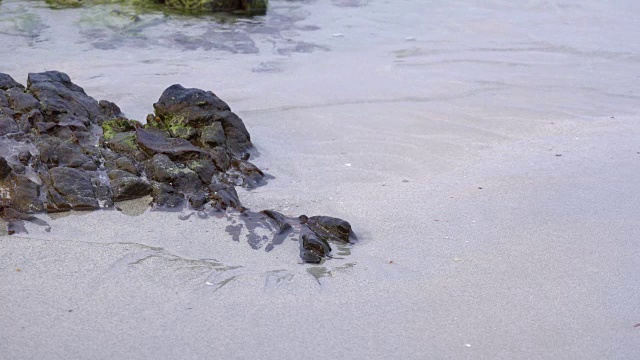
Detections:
1,0,640,358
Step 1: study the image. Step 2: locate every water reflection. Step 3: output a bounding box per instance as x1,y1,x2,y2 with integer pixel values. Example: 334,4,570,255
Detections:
0,0,333,55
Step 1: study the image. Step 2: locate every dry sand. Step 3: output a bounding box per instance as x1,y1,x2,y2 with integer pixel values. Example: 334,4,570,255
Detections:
1,0,640,358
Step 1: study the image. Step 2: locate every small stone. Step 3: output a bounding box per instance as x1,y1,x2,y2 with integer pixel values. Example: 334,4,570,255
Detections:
17,151,31,165
0,157,11,179
188,192,209,209
11,163,26,174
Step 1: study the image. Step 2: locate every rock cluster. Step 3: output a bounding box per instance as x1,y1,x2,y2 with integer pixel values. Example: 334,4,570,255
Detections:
45,0,269,15
0,71,355,263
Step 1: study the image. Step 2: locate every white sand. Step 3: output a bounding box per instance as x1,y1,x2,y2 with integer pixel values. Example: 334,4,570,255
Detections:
1,0,640,358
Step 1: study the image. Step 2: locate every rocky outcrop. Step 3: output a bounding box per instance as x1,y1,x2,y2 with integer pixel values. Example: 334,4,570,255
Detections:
0,71,355,264
45,0,269,15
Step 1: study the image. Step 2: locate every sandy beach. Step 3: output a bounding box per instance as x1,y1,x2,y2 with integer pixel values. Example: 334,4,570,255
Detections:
1,0,639,358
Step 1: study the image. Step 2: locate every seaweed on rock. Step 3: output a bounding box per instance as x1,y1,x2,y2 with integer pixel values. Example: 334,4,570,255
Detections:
44,0,269,15
0,71,356,263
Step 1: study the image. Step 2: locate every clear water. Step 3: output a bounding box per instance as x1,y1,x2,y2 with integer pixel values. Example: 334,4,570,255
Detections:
2,1,640,358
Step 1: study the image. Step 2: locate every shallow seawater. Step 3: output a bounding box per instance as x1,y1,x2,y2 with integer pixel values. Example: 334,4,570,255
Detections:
3,2,640,359
2,0,640,288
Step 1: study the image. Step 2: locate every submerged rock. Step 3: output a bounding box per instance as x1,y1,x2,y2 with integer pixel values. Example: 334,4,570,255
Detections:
0,70,356,264
45,0,268,15
300,228,332,264
303,215,357,244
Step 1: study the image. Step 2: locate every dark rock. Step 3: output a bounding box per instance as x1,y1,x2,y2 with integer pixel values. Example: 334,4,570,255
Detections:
100,147,119,162
35,122,57,134
15,117,32,134
210,146,231,171
57,114,89,131
216,111,252,155
49,167,99,210
115,157,139,175
98,100,123,119
0,73,24,91
188,192,209,209
12,163,26,174
0,117,19,136
200,122,226,147
151,84,252,155
0,107,14,118
262,209,292,234
209,182,241,210
153,84,230,127
187,159,216,184
151,182,183,208
17,151,32,165
300,228,332,264
0,157,12,180
27,71,110,124
0,91,8,107
24,109,44,128
8,175,45,213
136,127,205,160
46,188,72,212
108,169,136,180
241,0,268,15
37,137,93,168
80,161,98,171
172,168,202,194
303,215,357,244
110,175,151,201
145,154,179,183
161,0,268,15
105,131,147,161
6,87,41,115
234,159,264,188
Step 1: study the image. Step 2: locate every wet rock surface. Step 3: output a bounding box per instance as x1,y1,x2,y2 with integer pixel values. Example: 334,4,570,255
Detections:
0,71,356,263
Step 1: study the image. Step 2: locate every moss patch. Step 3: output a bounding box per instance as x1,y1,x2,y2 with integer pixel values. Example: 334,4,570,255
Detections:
101,118,140,141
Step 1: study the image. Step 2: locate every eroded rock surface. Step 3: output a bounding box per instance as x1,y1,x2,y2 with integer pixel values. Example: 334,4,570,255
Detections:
0,71,355,263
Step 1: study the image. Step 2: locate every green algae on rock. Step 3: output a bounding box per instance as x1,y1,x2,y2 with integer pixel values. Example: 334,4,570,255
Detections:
45,0,268,15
